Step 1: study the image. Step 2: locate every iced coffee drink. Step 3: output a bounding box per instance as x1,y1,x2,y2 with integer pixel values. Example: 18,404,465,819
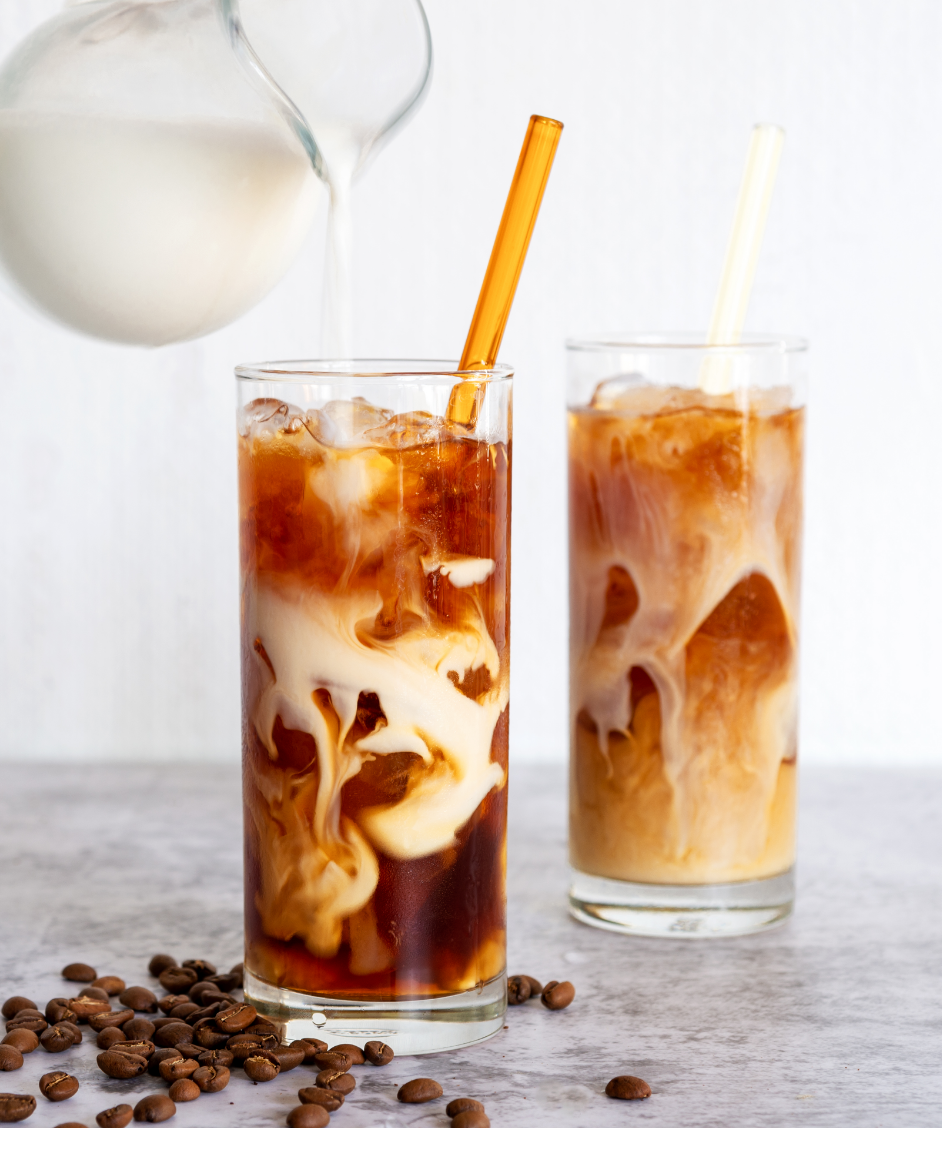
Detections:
236,361,511,1049
567,337,807,937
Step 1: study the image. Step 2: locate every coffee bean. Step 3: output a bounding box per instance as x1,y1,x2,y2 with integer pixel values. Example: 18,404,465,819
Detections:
39,1071,79,1101
287,1104,329,1128
79,986,110,1002
452,1110,490,1127
0,1093,35,1122
133,1094,176,1122
189,981,223,1005
397,1077,443,1103
6,1012,47,1035
147,1048,182,1076
214,1003,256,1033
298,1086,344,1111
149,954,177,978
229,963,244,985
296,1039,327,1063
41,1025,76,1053
111,1039,156,1060
177,1042,205,1060
203,973,239,993
97,1027,127,1050
1,997,36,1019
158,993,193,1014
181,959,216,980
94,976,126,997
315,1069,355,1094
45,1000,78,1025
120,986,158,1013
122,1017,155,1041
244,1050,280,1082
0,1045,23,1071
159,1057,199,1082
88,1009,134,1032
363,1040,394,1066
314,1050,352,1073
197,1048,233,1069
192,1065,230,1093
54,1122,87,1127
69,996,111,1022
330,1043,365,1066
541,980,575,1010
507,975,531,1004
61,1022,83,1044
2,1029,38,1054
193,1023,230,1050
606,1075,651,1100
158,967,197,994
97,1050,147,1080
188,1003,223,1026
250,1030,280,1051
249,1015,276,1031
227,1033,263,1062
96,1103,133,1128
447,1098,485,1117
521,975,543,997
154,1022,194,1048
169,1078,200,1103
272,1045,305,1072
62,963,96,983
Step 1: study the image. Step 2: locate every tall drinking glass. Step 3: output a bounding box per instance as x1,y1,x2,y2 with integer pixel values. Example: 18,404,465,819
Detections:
236,360,511,1052
567,335,807,937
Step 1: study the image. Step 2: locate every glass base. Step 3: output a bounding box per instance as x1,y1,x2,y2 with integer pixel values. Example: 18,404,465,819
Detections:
569,867,795,938
244,968,507,1056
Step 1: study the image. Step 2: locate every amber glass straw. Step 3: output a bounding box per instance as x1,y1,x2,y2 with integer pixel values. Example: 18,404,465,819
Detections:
446,114,563,426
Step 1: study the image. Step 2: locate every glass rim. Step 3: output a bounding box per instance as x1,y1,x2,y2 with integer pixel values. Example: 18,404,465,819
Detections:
566,332,808,354
235,358,514,382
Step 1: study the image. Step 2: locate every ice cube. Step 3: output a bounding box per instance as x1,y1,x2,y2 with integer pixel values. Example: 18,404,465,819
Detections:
239,397,306,436
312,397,394,448
364,410,462,449
589,373,650,410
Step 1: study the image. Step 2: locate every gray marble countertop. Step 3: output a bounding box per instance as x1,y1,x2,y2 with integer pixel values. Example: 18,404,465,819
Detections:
0,761,939,1128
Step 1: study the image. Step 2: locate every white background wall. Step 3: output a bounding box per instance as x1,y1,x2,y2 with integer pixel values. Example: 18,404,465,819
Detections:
1,0,940,766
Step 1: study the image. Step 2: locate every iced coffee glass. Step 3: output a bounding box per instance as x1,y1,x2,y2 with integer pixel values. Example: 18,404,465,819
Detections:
567,335,807,937
236,360,511,1052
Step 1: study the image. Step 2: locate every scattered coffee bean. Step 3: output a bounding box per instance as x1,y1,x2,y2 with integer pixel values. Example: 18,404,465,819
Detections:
96,1103,133,1129
149,954,177,977
148,1048,183,1076
287,1104,329,1128
298,1086,344,1111
315,1069,356,1094
169,1078,200,1103
197,1048,233,1069
507,975,531,1004
120,986,158,1013
112,1039,156,1060
6,1012,47,1035
229,963,244,985
97,1050,147,1080
1,997,36,1019
363,1040,394,1066
54,1121,87,1127
521,975,543,997
133,1093,176,1122
158,967,198,994
189,981,223,1005
452,1110,490,1127
40,1025,76,1053
94,976,126,997
0,1045,23,1071
62,963,96,983
193,1022,230,1049
61,1022,83,1044
314,1050,352,1073
203,973,239,993
158,993,192,1014
541,980,575,1010
397,1078,443,1103
606,1075,651,1100
97,1027,127,1050
178,1042,205,1060
2,1029,38,1054
0,1093,35,1122
69,996,111,1021
79,986,110,1002
447,1098,485,1117
181,959,216,980
39,1071,79,1101
122,1017,156,1041
45,1000,78,1025
153,1022,194,1048
88,1009,134,1032
189,1004,224,1027
297,1038,328,1062
192,1065,230,1093
214,1003,256,1033
159,1057,199,1082
331,1043,365,1066
244,1050,280,1082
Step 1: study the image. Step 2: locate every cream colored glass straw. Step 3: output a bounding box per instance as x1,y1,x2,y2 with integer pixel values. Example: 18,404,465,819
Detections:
700,123,785,394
